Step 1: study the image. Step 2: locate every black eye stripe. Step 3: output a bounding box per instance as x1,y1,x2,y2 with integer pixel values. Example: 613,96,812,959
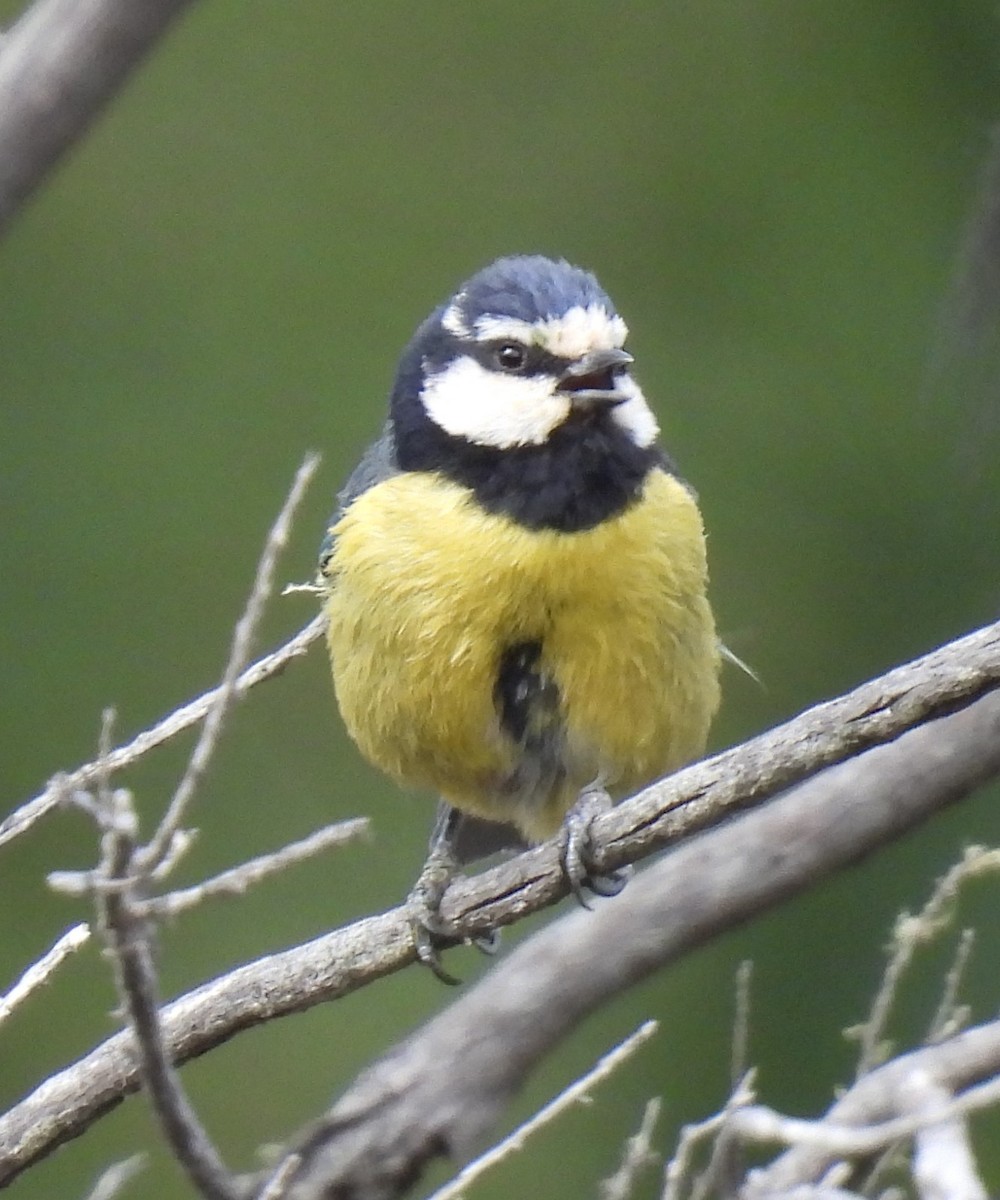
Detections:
472,340,566,378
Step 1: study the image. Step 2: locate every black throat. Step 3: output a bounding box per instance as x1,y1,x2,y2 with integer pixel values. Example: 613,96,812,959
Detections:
399,410,663,532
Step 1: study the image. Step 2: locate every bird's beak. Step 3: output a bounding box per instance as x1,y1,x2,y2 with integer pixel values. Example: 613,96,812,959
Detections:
557,347,634,407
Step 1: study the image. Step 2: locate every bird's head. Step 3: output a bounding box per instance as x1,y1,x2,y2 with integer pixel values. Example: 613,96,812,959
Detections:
390,256,659,457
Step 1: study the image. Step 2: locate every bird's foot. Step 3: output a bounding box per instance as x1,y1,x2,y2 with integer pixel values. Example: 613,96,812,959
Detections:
560,783,632,907
407,844,462,985
406,846,500,985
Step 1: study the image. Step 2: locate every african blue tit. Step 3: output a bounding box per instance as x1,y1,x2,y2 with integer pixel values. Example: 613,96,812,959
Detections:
320,255,720,965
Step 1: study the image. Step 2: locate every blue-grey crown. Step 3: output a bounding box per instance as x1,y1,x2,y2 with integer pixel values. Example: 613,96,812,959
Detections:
449,255,617,327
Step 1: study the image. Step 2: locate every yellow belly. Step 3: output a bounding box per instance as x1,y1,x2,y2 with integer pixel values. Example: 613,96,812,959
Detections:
323,467,720,841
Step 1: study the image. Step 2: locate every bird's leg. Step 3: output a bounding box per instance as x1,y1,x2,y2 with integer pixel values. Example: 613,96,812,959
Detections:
407,806,462,984
560,780,632,907
406,805,499,985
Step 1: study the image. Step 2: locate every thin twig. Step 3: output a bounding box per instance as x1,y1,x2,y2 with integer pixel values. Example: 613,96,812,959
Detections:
0,614,325,852
145,818,369,918
746,1018,1000,1195
691,1075,757,1200
140,452,320,870
661,1074,757,1200
94,786,238,1200
427,1022,653,1200
51,821,366,909
74,459,323,1200
426,1021,659,1200
736,1069,1000,1158
256,1152,303,1200
82,1153,146,1200
96,707,116,808
926,929,974,1046
599,1097,662,1200
667,961,756,1200
0,923,90,1025
731,960,754,1090
850,846,1000,1078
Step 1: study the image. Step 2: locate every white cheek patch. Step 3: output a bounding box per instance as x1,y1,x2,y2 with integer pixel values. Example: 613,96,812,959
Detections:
472,305,629,361
422,355,571,448
610,375,659,448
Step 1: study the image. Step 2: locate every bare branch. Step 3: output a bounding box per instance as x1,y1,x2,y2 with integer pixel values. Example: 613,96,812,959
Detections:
49,818,369,912
744,1019,1000,1194
145,818,370,918
0,0,199,235
850,846,1000,1078
2,648,1000,1189
425,1021,659,1200
730,1065,1000,1200
907,1073,987,1200
92,785,238,1200
264,688,1000,1200
53,457,325,1200
588,620,1000,893
0,615,326,851
0,923,90,1025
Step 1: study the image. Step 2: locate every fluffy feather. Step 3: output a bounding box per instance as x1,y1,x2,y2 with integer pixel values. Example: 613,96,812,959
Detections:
324,467,719,841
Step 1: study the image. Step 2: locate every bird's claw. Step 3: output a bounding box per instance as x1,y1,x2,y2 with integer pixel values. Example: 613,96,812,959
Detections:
407,846,501,984
409,916,463,986
561,783,632,906
407,847,462,984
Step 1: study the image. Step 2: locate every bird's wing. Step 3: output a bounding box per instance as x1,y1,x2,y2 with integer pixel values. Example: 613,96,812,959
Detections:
318,421,400,569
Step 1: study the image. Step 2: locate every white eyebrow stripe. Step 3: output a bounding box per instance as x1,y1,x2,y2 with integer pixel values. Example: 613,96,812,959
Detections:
471,304,629,360
469,316,537,345
441,299,470,338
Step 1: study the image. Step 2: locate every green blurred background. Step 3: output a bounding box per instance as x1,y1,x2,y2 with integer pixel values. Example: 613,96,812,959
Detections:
2,1,1000,1195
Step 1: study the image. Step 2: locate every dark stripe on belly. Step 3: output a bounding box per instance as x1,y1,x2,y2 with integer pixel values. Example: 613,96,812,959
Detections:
493,641,559,745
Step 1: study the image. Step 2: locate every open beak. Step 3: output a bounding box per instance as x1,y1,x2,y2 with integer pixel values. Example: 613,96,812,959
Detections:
557,347,634,407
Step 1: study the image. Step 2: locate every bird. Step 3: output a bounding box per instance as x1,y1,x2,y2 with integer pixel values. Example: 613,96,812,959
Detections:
319,255,721,974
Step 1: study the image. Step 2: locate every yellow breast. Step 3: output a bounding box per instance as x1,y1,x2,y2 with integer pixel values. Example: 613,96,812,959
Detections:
323,467,720,841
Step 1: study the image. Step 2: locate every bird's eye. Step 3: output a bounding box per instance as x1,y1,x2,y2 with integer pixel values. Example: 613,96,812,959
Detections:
493,342,528,373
